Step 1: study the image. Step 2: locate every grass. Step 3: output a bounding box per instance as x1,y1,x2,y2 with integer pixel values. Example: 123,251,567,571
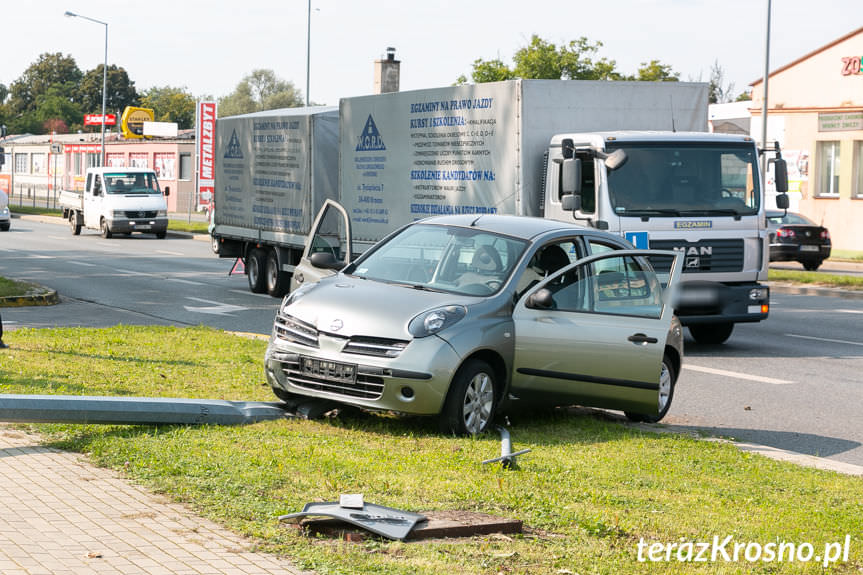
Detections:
1,325,861,574
768,269,863,290
0,276,42,299
830,249,863,262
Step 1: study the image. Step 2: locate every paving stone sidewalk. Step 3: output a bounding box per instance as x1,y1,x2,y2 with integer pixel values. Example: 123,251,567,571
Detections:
0,426,307,575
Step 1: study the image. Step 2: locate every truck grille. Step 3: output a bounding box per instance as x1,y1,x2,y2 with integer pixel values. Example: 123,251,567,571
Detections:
279,356,384,399
649,239,744,273
124,210,158,219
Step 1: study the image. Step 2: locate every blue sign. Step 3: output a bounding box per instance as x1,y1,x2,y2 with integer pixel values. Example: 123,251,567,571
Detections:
355,115,386,151
625,231,649,249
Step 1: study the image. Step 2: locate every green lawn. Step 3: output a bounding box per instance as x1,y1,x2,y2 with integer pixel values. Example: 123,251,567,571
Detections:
0,276,42,299
1,325,861,574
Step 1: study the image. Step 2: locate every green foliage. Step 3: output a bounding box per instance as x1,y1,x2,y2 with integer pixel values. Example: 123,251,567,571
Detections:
140,86,197,129
218,69,304,117
79,65,140,117
8,53,83,117
460,35,677,85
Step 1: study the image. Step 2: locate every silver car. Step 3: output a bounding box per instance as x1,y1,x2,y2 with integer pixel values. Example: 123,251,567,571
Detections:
265,202,683,435
0,190,10,231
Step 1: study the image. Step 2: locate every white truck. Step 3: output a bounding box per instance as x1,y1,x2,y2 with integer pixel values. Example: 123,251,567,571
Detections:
212,80,788,343
60,167,170,239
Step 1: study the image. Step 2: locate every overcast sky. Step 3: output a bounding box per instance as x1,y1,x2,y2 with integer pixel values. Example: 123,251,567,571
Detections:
4,0,863,108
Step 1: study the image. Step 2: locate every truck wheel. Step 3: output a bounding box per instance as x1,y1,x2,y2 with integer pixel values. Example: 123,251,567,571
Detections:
625,354,676,423
439,358,497,436
211,235,220,254
0,223,9,232
69,212,81,235
689,322,734,345
247,248,267,293
265,250,290,298
100,218,112,239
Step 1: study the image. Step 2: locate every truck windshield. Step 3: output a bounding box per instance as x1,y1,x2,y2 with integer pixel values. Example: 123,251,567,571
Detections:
606,142,760,217
104,172,161,195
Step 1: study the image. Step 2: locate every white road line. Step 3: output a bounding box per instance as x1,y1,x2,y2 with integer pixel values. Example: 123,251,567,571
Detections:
786,333,863,347
114,268,148,276
166,278,205,286
68,261,98,267
836,309,863,314
684,364,794,385
156,250,184,256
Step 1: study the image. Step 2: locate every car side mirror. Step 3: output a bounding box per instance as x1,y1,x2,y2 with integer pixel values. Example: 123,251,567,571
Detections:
310,251,344,270
163,186,170,197
527,288,554,309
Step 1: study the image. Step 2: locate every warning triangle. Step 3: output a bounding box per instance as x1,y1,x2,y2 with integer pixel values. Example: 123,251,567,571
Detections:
229,257,245,276
224,130,243,159
355,115,386,151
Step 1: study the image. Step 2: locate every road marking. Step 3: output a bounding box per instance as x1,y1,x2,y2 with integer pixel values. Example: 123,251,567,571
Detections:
684,364,794,385
156,250,184,256
68,261,98,267
167,278,205,286
114,268,148,276
183,297,248,316
835,309,863,314
786,333,863,347
229,289,274,299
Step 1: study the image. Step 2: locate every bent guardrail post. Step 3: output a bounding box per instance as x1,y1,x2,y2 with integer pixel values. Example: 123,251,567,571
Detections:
0,395,293,426
482,425,531,469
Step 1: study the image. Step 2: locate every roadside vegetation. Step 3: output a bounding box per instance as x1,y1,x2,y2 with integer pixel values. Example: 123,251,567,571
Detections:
768,268,863,290
1,325,861,574
0,276,42,299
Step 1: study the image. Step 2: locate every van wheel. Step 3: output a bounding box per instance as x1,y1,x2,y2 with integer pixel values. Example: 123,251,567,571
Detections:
100,218,112,238
265,250,289,298
69,212,81,235
247,248,267,293
155,231,167,239
626,354,676,423
439,358,497,436
689,322,734,344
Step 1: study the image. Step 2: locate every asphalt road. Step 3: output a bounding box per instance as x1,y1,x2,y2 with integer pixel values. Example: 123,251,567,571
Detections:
2,217,862,467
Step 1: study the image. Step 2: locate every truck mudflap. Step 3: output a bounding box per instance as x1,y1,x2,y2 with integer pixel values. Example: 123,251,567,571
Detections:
674,281,769,325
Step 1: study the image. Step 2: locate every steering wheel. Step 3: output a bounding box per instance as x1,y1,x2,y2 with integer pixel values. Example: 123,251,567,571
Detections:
719,188,735,199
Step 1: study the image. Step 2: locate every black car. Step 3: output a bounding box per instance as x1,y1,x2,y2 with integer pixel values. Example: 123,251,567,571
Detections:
767,210,831,271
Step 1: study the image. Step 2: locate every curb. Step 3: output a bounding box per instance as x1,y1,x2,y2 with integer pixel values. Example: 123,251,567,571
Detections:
0,290,60,307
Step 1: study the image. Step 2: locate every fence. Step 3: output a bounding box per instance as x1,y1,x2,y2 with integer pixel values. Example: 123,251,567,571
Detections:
7,182,61,211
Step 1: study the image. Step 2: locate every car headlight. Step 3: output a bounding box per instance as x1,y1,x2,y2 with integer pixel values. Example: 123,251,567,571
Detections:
408,305,467,338
112,210,126,219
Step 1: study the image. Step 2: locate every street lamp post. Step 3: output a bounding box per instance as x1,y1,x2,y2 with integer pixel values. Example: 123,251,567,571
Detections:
64,10,108,166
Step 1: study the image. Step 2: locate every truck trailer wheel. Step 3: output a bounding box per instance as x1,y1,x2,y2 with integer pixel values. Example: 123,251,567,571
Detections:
688,322,734,345
247,248,267,293
265,250,290,298
69,212,81,235
100,218,112,239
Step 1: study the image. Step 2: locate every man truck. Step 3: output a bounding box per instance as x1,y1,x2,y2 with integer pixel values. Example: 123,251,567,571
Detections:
211,80,787,344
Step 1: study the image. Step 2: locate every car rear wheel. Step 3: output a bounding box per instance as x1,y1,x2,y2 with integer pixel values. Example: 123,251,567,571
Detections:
626,354,676,423
247,248,267,293
689,322,734,345
801,259,823,271
439,358,497,436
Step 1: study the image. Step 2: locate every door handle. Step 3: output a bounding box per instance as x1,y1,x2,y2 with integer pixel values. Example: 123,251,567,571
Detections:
628,333,658,345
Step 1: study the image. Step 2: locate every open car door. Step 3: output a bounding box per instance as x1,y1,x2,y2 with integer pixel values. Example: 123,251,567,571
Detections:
290,199,353,292
511,250,683,417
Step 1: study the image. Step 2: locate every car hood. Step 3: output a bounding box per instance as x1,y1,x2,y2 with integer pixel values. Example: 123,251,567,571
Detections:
286,275,473,339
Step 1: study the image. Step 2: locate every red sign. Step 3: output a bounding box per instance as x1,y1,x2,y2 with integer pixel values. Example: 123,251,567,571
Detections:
196,101,217,207
65,144,102,153
84,113,118,126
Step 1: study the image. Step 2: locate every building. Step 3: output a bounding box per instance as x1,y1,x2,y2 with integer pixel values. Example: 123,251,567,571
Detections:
0,131,198,214
749,25,863,252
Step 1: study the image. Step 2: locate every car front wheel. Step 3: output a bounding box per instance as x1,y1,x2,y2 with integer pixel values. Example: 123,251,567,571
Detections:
439,358,497,436
626,354,676,423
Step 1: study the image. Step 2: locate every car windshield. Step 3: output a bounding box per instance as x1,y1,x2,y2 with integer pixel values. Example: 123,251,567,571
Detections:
104,172,161,195
768,212,815,226
347,223,529,296
606,142,760,217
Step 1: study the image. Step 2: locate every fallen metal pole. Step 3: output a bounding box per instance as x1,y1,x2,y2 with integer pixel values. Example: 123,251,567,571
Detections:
0,395,293,426
482,425,530,469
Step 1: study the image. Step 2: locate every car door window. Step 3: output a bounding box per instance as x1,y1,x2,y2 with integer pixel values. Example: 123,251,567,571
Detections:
541,254,664,319
515,239,583,297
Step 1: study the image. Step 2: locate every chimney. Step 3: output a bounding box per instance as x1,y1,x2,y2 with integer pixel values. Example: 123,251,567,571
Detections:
374,47,400,94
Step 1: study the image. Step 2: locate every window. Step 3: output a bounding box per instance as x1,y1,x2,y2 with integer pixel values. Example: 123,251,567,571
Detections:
179,153,192,180
129,153,149,168
154,153,176,180
106,153,126,167
0,151,10,173
854,141,863,198
86,153,101,169
14,153,27,174
817,141,841,197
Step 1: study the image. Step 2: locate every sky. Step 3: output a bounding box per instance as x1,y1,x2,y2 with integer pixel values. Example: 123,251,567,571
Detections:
3,0,863,109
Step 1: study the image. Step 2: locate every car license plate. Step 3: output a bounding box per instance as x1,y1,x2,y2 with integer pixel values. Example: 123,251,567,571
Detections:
300,356,357,383
799,245,819,252
135,224,152,230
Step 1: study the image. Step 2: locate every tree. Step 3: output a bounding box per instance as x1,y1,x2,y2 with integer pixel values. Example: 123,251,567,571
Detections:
140,86,197,129
79,65,139,116
218,69,303,117
633,60,680,82
456,58,515,85
34,86,82,133
708,60,735,104
8,53,82,116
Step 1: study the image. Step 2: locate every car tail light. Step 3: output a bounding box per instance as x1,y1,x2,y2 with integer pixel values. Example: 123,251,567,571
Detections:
776,228,795,238
820,229,830,240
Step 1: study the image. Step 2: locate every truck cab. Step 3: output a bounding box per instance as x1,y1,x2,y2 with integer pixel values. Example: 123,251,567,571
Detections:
545,132,788,344
62,167,170,239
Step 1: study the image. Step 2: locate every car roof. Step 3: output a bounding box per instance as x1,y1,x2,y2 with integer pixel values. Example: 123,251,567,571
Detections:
416,213,596,241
